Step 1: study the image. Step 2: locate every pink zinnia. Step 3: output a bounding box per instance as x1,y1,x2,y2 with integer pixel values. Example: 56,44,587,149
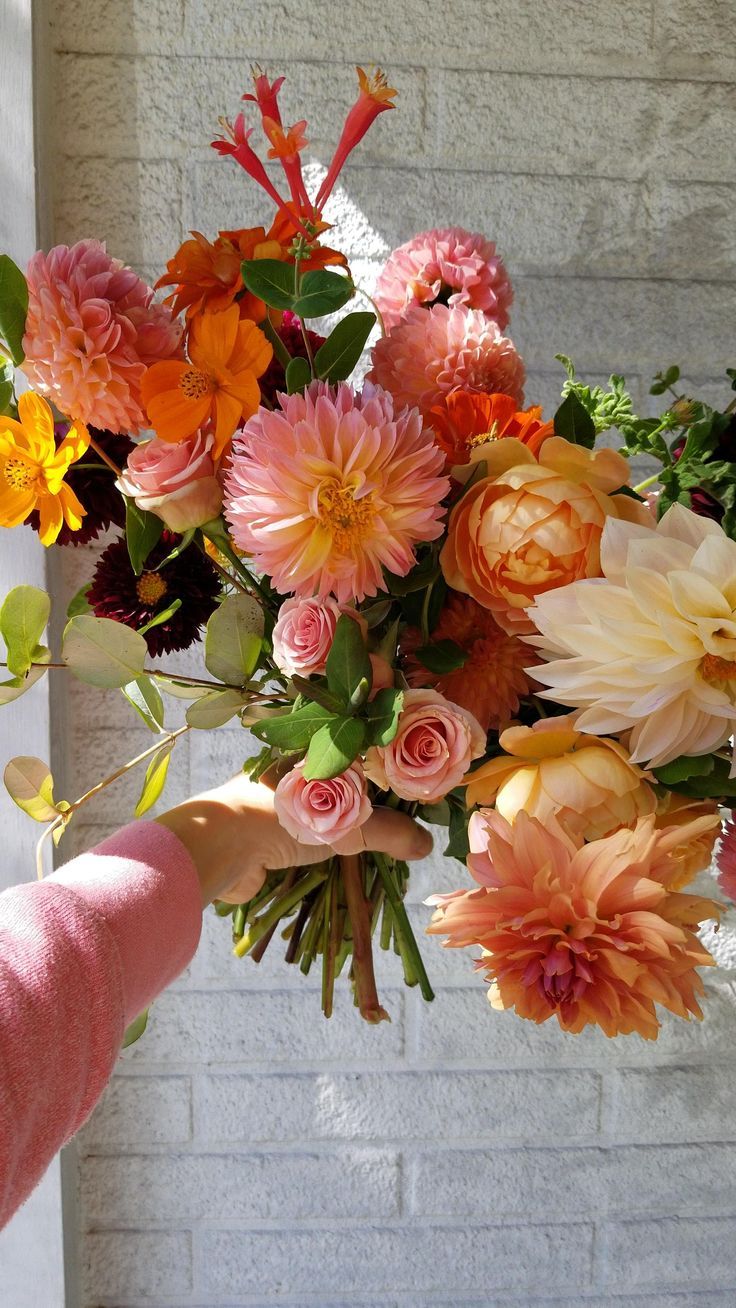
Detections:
369,304,525,421
716,819,736,901
224,381,449,602
374,227,513,332
23,240,181,434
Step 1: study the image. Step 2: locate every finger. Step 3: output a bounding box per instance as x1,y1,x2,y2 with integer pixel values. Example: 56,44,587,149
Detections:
360,808,433,862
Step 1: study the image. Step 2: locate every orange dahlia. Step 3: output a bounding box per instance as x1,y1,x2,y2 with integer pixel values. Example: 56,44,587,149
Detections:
428,390,553,471
156,227,284,323
428,809,721,1040
141,304,272,458
403,592,534,731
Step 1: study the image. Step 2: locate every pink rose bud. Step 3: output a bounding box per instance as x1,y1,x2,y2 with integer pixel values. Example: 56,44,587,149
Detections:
117,431,223,533
364,687,485,803
274,760,372,855
272,597,343,677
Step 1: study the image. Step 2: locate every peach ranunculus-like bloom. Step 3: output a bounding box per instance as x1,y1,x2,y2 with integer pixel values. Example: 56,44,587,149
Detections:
403,592,535,732
440,435,652,635
428,390,553,471
427,809,721,1039
530,503,736,770
274,760,372,855
464,714,657,841
224,381,449,603
364,687,485,804
373,227,513,332
156,227,284,324
116,431,223,534
22,240,181,434
653,793,721,889
141,304,272,459
368,304,525,421
271,596,343,677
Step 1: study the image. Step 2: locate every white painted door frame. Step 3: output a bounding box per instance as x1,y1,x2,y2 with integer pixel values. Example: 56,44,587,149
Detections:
0,1,66,1302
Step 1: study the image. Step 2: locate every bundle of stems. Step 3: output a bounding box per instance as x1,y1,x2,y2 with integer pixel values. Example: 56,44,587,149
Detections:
222,851,435,1022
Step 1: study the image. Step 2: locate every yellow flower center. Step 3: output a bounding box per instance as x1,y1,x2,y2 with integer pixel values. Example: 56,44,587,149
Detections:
179,368,214,401
701,653,736,685
318,477,375,551
136,571,168,606
4,457,39,491
467,424,502,449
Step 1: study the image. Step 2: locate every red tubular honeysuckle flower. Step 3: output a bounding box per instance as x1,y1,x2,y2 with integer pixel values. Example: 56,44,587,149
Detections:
316,66,397,208
243,72,286,125
263,116,311,211
211,114,312,238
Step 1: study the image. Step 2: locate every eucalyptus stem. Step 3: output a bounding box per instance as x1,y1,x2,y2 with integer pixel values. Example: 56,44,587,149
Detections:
633,472,661,494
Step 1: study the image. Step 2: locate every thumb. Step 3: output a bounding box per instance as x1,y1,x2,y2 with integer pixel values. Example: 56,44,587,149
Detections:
360,807,433,862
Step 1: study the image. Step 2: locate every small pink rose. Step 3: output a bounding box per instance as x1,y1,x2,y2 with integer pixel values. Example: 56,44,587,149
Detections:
274,760,372,854
117,430,222,532
272,597,343,677
364,687,485,803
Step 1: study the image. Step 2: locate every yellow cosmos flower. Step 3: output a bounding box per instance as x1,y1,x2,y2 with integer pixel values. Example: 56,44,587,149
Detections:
0,391,89,545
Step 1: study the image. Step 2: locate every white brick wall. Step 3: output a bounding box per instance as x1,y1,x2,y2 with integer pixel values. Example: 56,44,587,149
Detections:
41,0,736,1302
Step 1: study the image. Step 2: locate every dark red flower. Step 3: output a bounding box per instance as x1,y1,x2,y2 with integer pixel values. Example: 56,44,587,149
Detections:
87,533,221,656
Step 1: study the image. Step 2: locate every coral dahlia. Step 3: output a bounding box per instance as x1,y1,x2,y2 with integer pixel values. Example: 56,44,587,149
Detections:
374,226,513,332
428,809,721,1039
224,381,449,602
530,503,736,769
22,240,181,434
369,304,525,421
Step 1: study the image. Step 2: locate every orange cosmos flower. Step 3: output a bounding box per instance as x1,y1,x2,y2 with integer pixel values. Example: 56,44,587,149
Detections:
141,305,272,459
429,390,553,471
428,809,721,1040
156,227,284,324
403,591,535,731
0,391,89,545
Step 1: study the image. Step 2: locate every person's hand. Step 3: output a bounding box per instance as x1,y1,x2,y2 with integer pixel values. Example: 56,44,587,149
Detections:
156,773,433,907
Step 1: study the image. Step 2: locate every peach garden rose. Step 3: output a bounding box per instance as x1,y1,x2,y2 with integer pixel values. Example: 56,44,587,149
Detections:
364,688,485,803
117,430,223,533
274,760,372,855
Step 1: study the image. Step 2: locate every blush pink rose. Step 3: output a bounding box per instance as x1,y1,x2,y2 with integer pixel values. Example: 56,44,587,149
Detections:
364,687,485,803
274,761,372,854
117,431,222,532
272,597,343,677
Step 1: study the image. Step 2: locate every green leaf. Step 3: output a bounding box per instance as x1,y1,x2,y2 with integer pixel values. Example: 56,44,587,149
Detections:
650,364,681,395
0,352,15,416
134,744,172,816
553,391,596,448
303,715,366,780
185,688,248,728
240,258,296,311
242,744,277,783
314,311,375,380
292,270,354,319
251,701,336,751
67,583,92,619
417,798,451,825
653,754,736,799
444,802,470,863
156,528,196,568
205,593,264,685
122,677,165,732
125,499,164,575
0,585,50,678
122,1008,149,1048
415,639,467,675
325,613,372,706
137,598,183,636
155,675,209,701
290,675,345,714
0,662,48,706
364,687,404,747
63,615,147,688
285,356,312,393
653,754,716,785
0,254,29,365
4,756,62,822
727,367,736,392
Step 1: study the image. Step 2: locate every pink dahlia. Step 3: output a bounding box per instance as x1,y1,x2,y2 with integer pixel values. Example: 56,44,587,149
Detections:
716,819,736,902
224,381,449,602
368,304,525,421
23,240,181,434
374,227,513,332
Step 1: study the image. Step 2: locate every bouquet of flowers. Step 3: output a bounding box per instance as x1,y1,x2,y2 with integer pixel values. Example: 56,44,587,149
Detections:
2,66,736,1040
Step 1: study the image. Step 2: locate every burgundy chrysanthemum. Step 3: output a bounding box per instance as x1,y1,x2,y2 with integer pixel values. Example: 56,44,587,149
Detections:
27,427,133,546
258,311,326,406
87,533,221,656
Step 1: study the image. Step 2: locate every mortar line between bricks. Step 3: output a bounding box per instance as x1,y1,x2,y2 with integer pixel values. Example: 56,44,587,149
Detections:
112,1052,736,1074
78,1134,736,1156
51,49,736,91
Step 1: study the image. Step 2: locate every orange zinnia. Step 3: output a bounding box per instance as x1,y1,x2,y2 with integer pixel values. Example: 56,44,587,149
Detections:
141,305,272,458
156,227,284,324
428,390,553,470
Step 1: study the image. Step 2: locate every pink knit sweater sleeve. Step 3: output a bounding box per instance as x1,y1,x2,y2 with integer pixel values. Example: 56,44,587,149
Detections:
0,820,202,1229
